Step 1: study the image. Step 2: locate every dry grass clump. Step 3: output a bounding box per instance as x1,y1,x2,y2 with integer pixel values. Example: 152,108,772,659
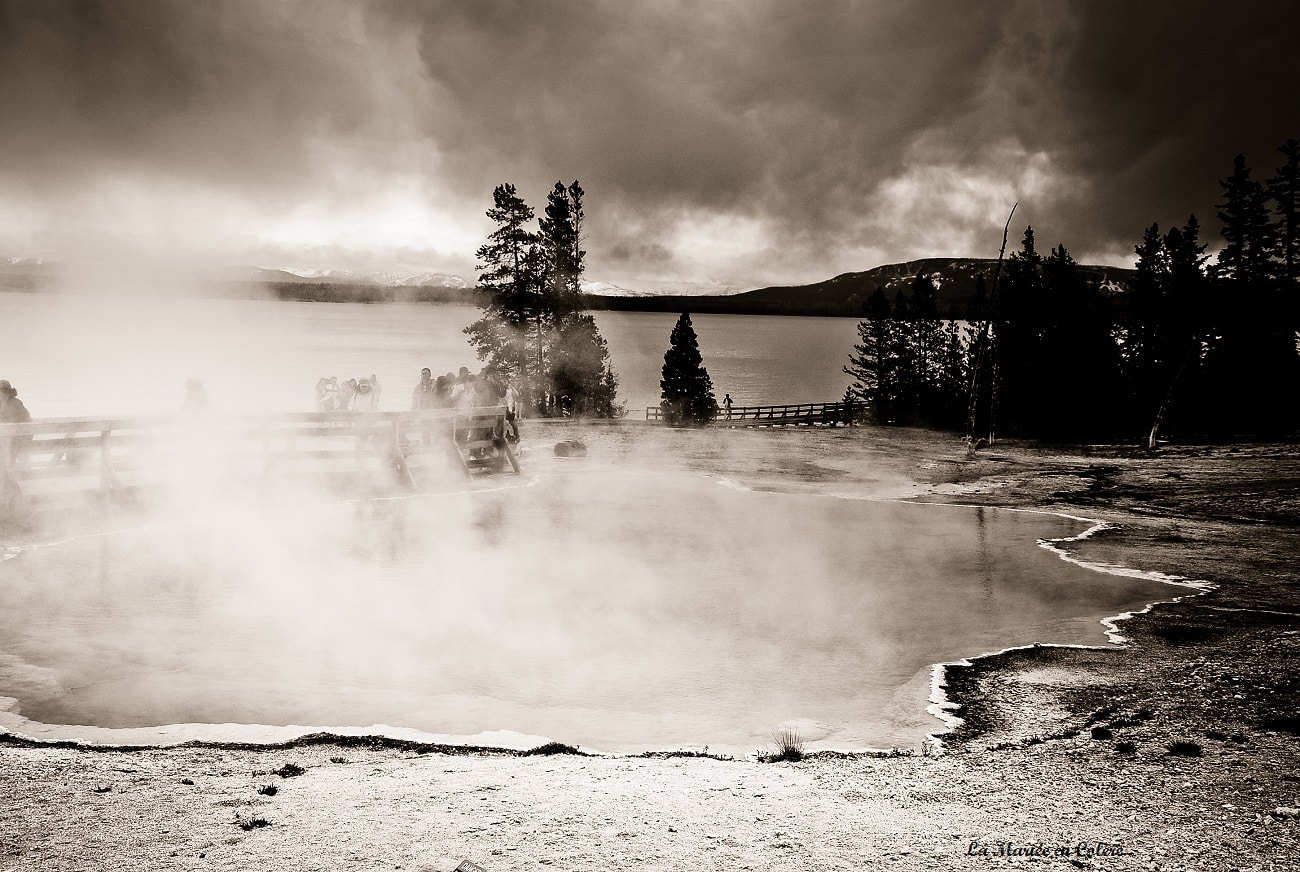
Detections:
1166,739,1203,757
236,814,271,831
763,728,806,763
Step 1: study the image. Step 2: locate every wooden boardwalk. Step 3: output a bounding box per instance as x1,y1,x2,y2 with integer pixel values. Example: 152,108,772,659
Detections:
0,407,519,512
646,400,858,428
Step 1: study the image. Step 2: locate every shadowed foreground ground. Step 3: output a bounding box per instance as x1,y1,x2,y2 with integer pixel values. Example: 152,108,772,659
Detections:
1,427,1297,871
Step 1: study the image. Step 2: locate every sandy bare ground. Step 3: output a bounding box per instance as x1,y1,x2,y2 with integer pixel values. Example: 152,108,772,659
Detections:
2,425,1299,871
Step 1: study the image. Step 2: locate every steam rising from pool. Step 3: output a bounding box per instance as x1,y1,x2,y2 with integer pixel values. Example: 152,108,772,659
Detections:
0,431,1183,755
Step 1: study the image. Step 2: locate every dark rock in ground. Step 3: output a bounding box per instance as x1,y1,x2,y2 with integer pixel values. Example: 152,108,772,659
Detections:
554,441,587,457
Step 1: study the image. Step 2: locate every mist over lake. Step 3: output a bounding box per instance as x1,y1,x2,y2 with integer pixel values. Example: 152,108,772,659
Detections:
0,295,1184,755
0,293,860,419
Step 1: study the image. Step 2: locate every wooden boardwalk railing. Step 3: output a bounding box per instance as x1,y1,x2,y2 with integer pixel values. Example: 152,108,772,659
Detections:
0,407,519,510
645,400,858,427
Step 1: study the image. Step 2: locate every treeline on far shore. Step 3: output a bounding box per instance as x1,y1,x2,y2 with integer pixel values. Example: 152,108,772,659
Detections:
266,282,480,305
846,140,1300,443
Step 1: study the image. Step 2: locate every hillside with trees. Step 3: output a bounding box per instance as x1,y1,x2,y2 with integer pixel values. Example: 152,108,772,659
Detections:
583,258,1135,319
846,140,1300,442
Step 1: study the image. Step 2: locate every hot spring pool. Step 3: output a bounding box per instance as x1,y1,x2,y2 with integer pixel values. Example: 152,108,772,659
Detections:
0,466,1184,755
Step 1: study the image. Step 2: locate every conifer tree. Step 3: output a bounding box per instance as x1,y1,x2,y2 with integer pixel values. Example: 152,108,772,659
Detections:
1208,153,1298,435
844,288,898,421
1268,139,1300,302
991,226,1045,434
538,180,618,416
660,312,718,426
465,184,543,404
467,181,619,417
1215,154,1277,287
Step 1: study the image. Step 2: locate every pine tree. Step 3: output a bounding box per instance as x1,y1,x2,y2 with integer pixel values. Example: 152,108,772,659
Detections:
1208,153,1298,435
1215,154,1276,287
467,181,620,418
660,312,718,426
991,226,1045,434
465,183,543,406
844,288,897,421
1142,216,1209,441
549,312,619,417
540,181,585,321
1267,139,1300,289
909,272,945,423
1126,222,1168,401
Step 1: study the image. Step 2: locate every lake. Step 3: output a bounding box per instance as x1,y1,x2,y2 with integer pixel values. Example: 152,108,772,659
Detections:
0,292,1188,754
0,292,861,417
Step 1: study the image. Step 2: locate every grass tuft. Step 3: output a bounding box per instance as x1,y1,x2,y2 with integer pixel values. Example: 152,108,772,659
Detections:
1114,740,1137,754
236,815,271,831
1166,739,1203,757
763,728,806,763
273,762,306,778
257,784,278,796
1090,726,1114,740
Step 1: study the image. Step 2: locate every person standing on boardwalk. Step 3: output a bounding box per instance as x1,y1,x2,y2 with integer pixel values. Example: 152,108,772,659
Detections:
723,393,733,419
503,380,520,442
411,368,437,411
0,380,33,475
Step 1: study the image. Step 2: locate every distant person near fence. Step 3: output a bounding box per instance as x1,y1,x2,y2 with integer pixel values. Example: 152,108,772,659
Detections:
0,380,33,477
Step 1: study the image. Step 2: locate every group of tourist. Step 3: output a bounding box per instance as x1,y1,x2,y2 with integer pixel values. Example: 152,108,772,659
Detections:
315,375,382,412
309,367,519,442
411,367,519,442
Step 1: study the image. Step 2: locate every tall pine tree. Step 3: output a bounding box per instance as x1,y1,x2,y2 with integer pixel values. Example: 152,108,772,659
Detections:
465,184,543,405
660,313,718,426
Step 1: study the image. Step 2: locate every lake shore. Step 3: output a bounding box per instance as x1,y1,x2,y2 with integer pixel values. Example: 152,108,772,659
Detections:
2,426,1298,870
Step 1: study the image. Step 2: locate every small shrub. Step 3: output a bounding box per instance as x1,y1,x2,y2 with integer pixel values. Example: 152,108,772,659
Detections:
1090,726,1114,740
1261,716,1300,735
523,742,581,756
273,762,306,778
1114,741,1137,754
237,816,271,831
1166,739,1203,757
764,728,805,762
257,784,278,796
180,778,195,786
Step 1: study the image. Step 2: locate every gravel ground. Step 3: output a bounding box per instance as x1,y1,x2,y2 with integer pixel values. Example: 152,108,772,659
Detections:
2,429,1298,871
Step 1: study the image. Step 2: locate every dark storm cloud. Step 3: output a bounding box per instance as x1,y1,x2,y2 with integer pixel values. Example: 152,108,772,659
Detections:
388,0,1009,278
1026,2,1300,259
0,0,386,191
0,0,1296,283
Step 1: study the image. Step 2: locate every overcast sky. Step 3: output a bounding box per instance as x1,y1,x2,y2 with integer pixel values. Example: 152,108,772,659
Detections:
1,0,1297,292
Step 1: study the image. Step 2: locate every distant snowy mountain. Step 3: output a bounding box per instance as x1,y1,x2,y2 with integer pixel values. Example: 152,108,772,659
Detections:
279,268,469,288
579,280,663,297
